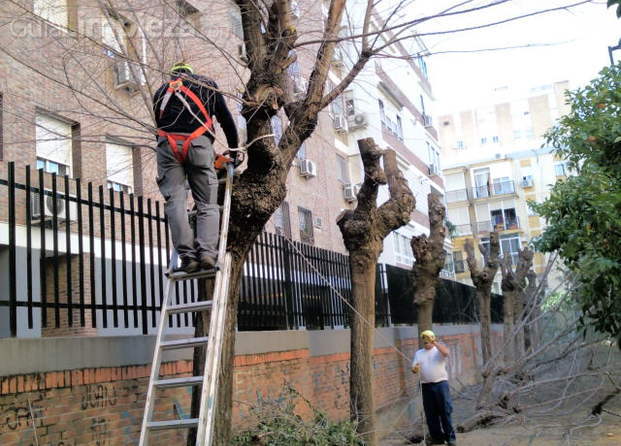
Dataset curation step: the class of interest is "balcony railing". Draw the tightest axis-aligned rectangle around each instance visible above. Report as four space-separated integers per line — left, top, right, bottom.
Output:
454 224 473 236
476 220 492 233
446 188 469 203
491 217 520 231
472 180 516 199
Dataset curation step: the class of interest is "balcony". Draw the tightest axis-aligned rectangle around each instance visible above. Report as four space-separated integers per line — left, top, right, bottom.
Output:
446 188 469 203
454 224 473 237
475 217 521 233
472 180 516 199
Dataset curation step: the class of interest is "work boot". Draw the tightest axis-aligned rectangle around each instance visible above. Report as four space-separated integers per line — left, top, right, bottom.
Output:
199 253 217 270
172 257 200 274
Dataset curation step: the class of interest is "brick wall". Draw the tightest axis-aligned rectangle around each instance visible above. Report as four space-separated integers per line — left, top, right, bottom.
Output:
0 327 491 445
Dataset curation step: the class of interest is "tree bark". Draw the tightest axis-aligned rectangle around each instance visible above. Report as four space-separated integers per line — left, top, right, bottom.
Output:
338 138 415 445
523 270 538 353
500 248 533 363
411 193 447 346
465 232 500 366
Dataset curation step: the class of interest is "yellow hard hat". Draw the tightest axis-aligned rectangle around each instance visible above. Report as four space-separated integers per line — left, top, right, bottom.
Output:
170 62 194 74
421 330 436 341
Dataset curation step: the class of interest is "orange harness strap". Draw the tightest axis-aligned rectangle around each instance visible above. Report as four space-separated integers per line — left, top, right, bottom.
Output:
158 80 214 163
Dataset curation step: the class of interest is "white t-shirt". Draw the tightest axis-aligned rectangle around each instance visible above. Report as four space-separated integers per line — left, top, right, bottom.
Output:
412 346 449 384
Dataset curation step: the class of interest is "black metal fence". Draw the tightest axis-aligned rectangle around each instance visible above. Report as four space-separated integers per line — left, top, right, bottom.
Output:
382 264 503 324
0 161 502 337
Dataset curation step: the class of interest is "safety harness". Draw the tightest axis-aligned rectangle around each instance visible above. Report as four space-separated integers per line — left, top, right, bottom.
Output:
158 78 214 163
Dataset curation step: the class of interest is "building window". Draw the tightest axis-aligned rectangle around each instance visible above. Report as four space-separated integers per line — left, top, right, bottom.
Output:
296 142 307 160
378 99 385 128
396 115 403 140
36 157 69 176
36 113 73 176
455 140 465 150
453 251 465 273
393 232 414 266
271 115 283 145
492 135 500 144
427 143 440 175
34 0 68 28
176 0 200 25
229 7 243 39
274 201 291 238
336 154 349 183
344 91 355 117
492 177 515 195
490 207 518 230
501 234 521 266
417 56 428 79
106 141 134 194
298 207 314 245
513 130 522 139
480 137 487 145
554 162 567 177
102 15 126 53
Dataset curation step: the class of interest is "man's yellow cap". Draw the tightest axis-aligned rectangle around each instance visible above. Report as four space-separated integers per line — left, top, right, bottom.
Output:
421 330 436 341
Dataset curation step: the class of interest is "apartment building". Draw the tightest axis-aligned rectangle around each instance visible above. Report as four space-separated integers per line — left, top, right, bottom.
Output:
439 82 572 290
293 6 449 271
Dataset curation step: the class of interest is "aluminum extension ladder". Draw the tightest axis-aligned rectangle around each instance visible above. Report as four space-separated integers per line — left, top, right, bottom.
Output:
139 163 235 446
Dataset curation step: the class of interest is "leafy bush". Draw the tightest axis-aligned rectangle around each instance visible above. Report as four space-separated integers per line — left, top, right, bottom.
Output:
232 385 365 446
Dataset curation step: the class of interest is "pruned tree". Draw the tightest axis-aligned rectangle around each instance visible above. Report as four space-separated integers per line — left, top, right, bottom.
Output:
465 232 500 365
500 247 534 362
523 269 540 353
337 138 415 445
411 193 446 344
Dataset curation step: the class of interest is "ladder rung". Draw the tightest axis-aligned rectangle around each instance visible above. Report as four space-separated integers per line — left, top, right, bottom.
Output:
154 376 203 389
160 337 209 350
167 268 217 281
147 418 199 431
167 300 213 314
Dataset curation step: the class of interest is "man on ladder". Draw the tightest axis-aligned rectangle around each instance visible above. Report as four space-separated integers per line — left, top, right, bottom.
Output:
140 62 238 446
153 62 239 273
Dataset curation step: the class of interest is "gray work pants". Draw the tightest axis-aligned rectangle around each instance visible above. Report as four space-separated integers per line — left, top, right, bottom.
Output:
156 134 219 261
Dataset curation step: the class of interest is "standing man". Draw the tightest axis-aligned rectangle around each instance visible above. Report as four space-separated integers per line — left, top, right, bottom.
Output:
153 62 238 273
411 330 457 446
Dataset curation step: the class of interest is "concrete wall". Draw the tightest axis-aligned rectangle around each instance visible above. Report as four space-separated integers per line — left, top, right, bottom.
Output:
0 324 501 445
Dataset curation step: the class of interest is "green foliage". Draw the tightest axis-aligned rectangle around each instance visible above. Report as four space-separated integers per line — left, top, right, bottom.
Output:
445 220 457 238
232 386 365 446
608 0 621 18
532 63 621 344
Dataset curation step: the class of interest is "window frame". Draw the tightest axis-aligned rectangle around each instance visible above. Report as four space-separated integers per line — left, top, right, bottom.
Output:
298 206 314 245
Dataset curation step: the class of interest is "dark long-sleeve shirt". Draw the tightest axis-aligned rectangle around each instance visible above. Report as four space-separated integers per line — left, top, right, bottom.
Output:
153 74 239 148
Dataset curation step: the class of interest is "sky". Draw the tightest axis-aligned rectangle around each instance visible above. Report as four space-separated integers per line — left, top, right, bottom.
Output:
408 0 620 114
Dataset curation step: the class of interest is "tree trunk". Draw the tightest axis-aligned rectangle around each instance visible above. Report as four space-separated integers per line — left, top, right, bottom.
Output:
411 193 447 347
477 287 493 365
523 270 538 353
338 138 415 446
465 232 500 367
349 251 378 445
500 248 533 363
503 289 516 364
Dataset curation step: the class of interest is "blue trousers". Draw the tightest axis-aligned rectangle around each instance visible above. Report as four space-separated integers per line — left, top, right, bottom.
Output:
421 380 456 443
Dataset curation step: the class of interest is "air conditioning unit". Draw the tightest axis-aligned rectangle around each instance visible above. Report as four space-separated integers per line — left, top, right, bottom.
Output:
299 159 317 177
30 191 78 224
332 114 348 133
348 113 368 130
428 164 438 175
521 175 534 187
343 183 361 202
313 216 323 229
114 61 144 91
